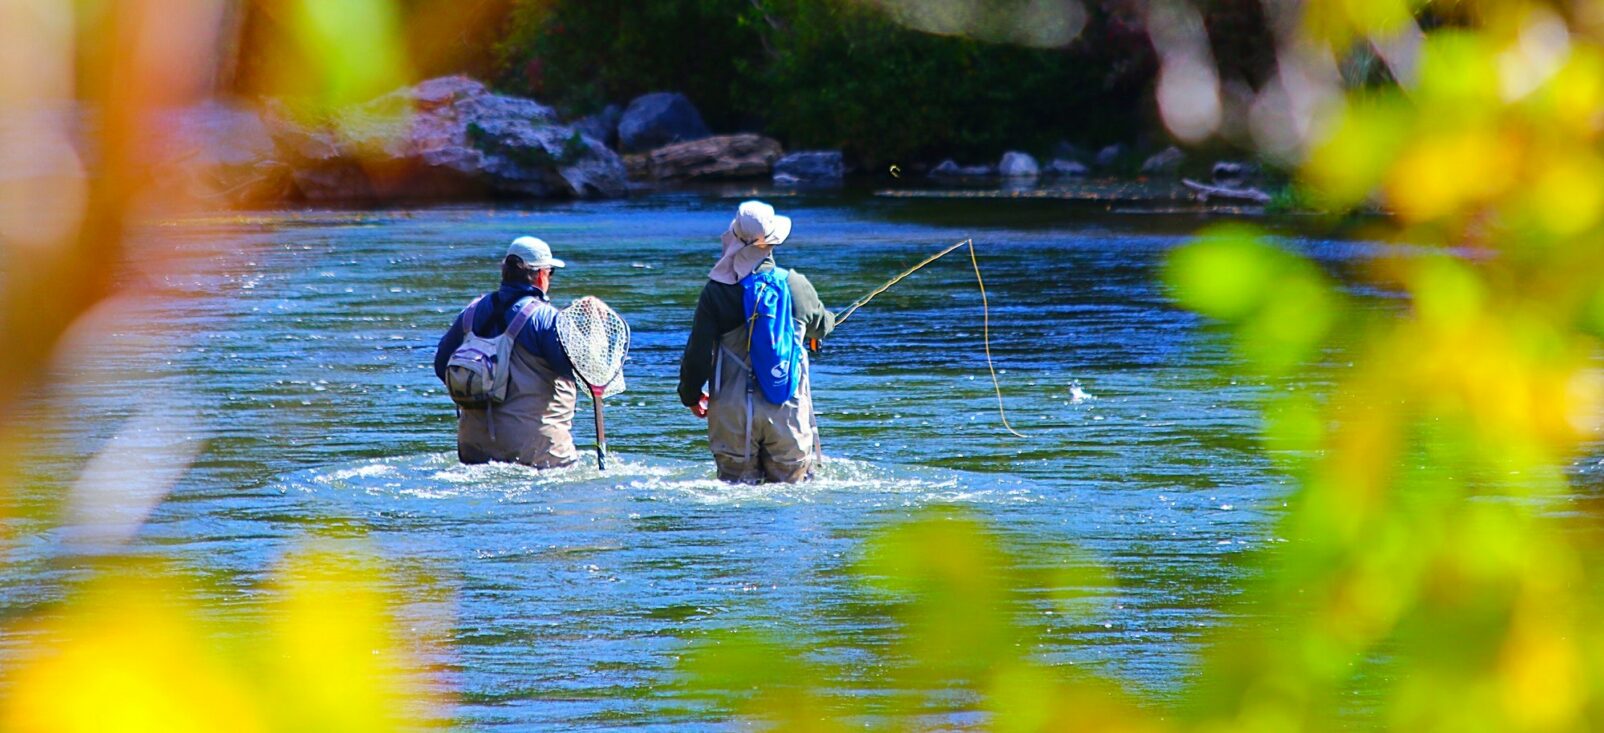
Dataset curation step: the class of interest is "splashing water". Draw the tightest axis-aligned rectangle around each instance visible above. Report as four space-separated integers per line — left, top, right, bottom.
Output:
284 452 1037 509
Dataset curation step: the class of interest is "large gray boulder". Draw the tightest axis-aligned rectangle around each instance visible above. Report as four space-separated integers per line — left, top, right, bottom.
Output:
145 101 293 203
617 92 711 154
998 151 1039 178
572 104 622 149
773 150 844 186
2 102 296 206
623 133 781 181
148 101 277 168
264 75 627 201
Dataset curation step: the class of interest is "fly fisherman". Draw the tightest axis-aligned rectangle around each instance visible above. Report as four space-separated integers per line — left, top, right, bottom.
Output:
434 236 578 468
678 201 835 483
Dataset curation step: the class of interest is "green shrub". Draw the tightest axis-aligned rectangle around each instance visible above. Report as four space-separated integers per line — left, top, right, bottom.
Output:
755 1 1132 165
492 0 1156 164
493 0 767 129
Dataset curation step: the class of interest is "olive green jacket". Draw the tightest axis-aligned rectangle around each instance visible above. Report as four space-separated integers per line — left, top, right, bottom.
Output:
677 260 834 407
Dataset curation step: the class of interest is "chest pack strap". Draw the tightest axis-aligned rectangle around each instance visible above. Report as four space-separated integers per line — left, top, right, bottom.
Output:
461 295 485 336
461 295 541 340
503 297 541 343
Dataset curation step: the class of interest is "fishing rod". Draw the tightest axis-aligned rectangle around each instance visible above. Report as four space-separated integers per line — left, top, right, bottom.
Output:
828 238 1025 438
835 239 972 325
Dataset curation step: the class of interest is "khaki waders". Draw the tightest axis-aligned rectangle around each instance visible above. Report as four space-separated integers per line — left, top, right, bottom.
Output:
707 323 821 483
458 347 578 468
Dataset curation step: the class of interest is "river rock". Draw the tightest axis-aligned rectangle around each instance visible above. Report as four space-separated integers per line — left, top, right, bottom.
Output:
263 75 627 200
1045 158 1089 178
141 101 295 204
623 133 782 181
1140 146 1186 176
1 102 297 206
1051 140 1088 162
1095 144 1127 169
928 159 995 178
929 159 961 178
998 151 1039 178
772 150 844 186
1211 160 1257 186
572 104 622 149
148 101 276 168
617 92 711 154
0 106 86 179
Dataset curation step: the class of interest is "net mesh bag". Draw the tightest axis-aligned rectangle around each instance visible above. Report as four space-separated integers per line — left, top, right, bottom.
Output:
555 296 630 398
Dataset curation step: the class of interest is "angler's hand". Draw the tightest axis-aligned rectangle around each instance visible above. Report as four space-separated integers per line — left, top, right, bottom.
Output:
690 393 708 418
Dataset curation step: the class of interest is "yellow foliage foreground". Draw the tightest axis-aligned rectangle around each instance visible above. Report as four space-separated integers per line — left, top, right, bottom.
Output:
9 0 1604 731
3 547 433 733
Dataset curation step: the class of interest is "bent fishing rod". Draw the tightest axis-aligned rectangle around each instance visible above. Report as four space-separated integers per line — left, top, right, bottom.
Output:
826 238 1025 438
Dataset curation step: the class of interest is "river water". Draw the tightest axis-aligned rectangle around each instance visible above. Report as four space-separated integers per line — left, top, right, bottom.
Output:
2 191 1375 729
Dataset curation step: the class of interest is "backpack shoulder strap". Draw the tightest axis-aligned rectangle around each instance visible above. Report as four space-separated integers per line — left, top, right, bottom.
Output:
461 295 487 336
503 296 543 341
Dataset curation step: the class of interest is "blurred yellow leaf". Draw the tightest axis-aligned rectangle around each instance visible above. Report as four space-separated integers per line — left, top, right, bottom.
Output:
1538 48 1604 137
1525 150 1604 236
678 630 846 732
267 547 422 733
1263 392 1325 471
1302 0 1416 45
3 576 266 733
1416 32 1502 112
1304 95 1411 210
1384 128 1519 222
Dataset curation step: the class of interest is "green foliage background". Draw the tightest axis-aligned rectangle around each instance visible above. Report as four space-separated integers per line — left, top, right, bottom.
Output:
491 0 1159 165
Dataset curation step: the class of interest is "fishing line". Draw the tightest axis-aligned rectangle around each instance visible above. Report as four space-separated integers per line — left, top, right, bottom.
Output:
833 238 1025 438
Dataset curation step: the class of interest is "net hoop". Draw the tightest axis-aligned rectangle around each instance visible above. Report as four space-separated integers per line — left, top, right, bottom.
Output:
555 296 630 399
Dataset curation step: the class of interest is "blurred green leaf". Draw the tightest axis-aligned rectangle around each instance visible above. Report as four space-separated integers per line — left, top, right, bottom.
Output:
278 0 411 108
1166 226 1340 375
1163 225 1281 322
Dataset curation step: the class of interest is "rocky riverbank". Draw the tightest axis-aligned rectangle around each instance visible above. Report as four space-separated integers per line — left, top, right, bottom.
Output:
31 75 1273 208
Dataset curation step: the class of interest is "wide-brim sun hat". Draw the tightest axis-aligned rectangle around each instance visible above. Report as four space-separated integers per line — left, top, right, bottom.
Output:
709 200 791 284
729 200 791 246
507 236 566 269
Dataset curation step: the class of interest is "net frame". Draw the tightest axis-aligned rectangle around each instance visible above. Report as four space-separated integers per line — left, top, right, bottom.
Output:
555 296 630 398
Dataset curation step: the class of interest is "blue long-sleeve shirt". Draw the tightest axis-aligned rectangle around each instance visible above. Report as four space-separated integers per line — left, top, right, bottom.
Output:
434 283 574 381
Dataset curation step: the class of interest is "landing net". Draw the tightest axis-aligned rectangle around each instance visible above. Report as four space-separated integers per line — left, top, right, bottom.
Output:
556 296 629 398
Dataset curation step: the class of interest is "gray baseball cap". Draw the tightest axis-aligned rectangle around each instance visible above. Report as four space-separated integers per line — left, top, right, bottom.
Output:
507 236 566 269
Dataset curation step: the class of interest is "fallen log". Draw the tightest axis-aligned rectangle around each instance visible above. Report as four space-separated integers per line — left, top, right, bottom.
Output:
1182 178 1272 204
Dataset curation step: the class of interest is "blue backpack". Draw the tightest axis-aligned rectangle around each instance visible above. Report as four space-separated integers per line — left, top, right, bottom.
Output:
742 267 802 404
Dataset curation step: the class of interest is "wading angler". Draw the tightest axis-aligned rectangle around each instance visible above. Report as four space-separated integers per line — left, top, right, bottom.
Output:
678 200 835 483
435 236 579 468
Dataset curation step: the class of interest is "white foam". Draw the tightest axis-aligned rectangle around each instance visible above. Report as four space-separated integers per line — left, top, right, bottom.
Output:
277 453 1035 508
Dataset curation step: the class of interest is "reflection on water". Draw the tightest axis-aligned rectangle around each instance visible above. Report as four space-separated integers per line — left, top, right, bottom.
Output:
1 194 1325 729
